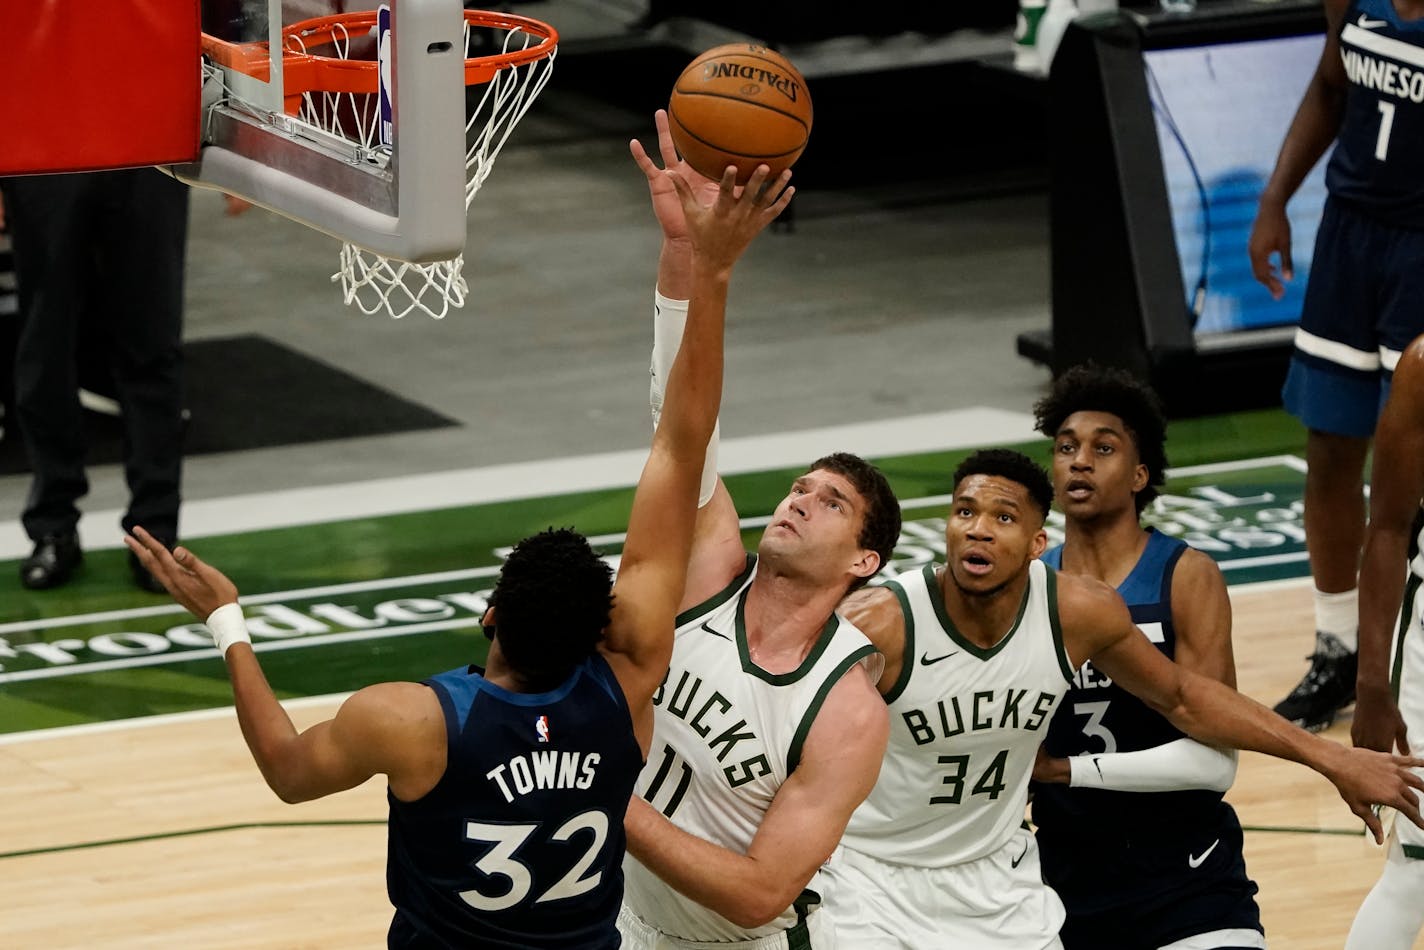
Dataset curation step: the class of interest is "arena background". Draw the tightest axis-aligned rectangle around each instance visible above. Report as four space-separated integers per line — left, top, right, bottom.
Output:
1 2 1413 947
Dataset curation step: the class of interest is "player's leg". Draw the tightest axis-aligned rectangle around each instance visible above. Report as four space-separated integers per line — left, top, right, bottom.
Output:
1276 199 1384 730
5 173 93 588
102 167 189 585
1344 579 1424 949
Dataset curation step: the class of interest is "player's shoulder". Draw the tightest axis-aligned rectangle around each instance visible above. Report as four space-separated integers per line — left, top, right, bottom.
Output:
839 579 906 650
1051 566 1131 620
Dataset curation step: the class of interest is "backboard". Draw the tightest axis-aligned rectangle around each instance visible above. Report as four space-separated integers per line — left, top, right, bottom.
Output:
177 0 470 263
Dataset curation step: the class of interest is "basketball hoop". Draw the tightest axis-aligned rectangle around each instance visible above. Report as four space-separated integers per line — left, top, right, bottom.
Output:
201 9 557 319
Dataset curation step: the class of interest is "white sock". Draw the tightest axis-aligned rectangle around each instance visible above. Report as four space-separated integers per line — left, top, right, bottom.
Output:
1315 587 1359 653
1343 837 1424 949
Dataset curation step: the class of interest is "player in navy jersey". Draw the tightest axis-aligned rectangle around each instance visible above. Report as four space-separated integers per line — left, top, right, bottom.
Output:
1248 0 1424 733
124 151 797 947
1029 363 1264 950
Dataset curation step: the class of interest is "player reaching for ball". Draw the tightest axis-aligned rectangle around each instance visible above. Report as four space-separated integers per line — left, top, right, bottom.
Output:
125 153 795 947
616 110 898 949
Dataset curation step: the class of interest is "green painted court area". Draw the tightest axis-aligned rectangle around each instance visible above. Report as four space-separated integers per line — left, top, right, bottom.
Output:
0 409 1314 735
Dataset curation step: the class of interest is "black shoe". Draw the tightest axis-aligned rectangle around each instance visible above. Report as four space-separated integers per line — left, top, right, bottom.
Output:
20 533 83 590
1273 632 1358 732
128 548 170 594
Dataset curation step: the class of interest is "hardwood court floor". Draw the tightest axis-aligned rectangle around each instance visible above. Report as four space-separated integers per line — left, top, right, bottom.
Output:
3 580 1420 949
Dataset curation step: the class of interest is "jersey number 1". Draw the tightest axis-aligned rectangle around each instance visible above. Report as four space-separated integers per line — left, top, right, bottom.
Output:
1375 100 1396 162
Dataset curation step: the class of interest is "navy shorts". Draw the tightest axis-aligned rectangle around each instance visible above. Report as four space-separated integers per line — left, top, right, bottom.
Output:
1039 812 1263 950
1282 198 1424 438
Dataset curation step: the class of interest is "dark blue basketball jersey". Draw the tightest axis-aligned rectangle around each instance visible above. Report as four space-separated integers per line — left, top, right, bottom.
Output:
1326 0 1424 227
1032 530 1260 938
1033 530 1227 834
385 655 642 948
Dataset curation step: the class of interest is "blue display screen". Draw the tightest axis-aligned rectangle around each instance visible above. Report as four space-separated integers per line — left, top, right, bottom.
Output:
1144 33 1328 337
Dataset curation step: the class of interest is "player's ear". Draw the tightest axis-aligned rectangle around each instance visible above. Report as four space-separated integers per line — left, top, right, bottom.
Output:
850 548 881 582
1132 463 1149 494
1030 528 1049 560
481 607 497 642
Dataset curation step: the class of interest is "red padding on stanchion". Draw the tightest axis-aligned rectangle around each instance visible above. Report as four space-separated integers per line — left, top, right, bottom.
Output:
0 0 201 175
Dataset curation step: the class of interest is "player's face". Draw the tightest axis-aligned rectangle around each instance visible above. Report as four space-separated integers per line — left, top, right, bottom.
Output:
1051 410 1147 523
758 468 877 586
943 474 1048 598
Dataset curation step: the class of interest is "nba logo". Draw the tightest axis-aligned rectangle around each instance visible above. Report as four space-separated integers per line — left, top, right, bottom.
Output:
535 715 551 743
377 5 393 147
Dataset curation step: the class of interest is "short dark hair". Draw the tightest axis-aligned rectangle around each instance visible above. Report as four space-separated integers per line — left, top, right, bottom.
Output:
487 527 615 688
809 452 902 591
952 449 1054 520
1032 362 1169 515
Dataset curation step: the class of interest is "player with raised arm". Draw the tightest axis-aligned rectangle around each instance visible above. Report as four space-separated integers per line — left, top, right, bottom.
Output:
124 150 795 947
1029 363 1262 950
833 447 1424 949
1247 0 1424 733
1345 333 1424 949
615 111 898 949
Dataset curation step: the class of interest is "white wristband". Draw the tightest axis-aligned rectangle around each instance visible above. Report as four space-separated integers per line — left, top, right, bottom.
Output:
205 602 252 658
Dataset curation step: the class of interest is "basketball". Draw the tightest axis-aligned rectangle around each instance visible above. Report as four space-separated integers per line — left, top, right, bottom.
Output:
667 44 813 185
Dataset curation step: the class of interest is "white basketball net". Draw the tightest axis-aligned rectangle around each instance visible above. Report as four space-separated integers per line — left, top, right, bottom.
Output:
285 17 556 319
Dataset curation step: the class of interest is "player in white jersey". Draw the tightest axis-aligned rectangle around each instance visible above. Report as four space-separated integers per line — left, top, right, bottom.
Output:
616 111 899 949
836 448 1424 949
1347 333 1424 949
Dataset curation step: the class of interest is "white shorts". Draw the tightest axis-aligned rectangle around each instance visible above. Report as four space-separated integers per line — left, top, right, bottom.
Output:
1394 577 1424 859
819 827 1065 949
617 904 832 950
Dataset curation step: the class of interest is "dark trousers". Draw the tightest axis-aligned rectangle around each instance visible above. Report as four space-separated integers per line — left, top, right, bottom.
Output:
2 167 188 542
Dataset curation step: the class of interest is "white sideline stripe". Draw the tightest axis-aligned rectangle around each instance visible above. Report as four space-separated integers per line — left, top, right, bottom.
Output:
1343 22 1424 69
0 407 1036 560
1292 327 1380 371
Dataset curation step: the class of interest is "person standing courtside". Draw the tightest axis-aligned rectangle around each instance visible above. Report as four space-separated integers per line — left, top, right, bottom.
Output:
1030 363 1263 950
1344 333 1424 949
616 112 897 948
125 152 796 947
0 167 188 591
832 447 1424 949
1247 0 1424 732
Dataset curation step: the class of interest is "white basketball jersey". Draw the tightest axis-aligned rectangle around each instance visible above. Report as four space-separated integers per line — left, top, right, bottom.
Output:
1411 507 1424 582
842 558 1074 866
622 555 881 941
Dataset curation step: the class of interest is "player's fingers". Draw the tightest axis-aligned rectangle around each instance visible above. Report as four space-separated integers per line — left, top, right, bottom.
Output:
1396 790 1423 831
1360 804 1384 843
653 110 679 167
1400 765 1424 792
629 138 658 178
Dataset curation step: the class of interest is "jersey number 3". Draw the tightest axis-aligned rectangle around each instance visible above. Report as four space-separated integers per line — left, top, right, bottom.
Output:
460 811 609 912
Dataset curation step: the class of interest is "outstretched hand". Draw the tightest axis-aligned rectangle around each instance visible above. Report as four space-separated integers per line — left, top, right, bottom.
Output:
669 163 794 277
629 109 722 243
1329 745 1424 843
124 526 239 621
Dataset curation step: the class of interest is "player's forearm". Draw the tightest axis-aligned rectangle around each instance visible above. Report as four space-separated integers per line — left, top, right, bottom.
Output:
658 269 727 459
657 236 693 301
1358 527 1412 691
1163 672 1343 773
224 644 308 802
624 797 799 930
1067 737 1237 793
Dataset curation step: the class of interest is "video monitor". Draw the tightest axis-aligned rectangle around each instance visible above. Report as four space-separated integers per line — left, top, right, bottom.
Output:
1143 32 1328 339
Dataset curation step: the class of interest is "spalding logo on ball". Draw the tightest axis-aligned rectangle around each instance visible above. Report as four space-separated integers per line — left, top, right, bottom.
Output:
667 44 813 184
